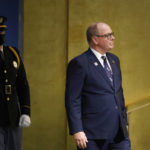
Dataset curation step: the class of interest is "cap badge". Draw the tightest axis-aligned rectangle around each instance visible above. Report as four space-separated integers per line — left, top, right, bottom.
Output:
0 18 3 24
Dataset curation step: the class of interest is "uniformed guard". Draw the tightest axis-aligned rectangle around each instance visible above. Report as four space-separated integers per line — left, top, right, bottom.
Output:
0 16 31 150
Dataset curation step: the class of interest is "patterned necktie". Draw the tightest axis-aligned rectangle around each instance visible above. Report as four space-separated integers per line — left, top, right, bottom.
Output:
101 56 113 86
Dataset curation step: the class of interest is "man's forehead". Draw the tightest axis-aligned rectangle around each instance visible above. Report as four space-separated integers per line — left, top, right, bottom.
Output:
97 23 112 33
97 23 110 29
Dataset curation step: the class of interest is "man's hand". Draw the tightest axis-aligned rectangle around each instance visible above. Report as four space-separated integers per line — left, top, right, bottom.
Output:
126 125 129 132
19 114 31 128
73 131 88 149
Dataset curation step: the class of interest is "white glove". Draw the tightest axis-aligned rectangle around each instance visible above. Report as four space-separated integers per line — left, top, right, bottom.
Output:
19 114 31 128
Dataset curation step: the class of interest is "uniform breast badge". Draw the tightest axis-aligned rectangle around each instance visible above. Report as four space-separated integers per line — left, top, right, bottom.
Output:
13 61 18 68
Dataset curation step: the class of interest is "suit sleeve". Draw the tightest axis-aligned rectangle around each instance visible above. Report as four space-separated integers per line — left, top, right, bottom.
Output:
121 88 128 125
16 52 30 116
65 59 86 135
117 57 128 125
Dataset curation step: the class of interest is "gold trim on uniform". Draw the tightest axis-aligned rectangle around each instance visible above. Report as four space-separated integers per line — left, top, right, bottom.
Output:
0 25 7 28
9 46 20 68
4 70 7 73
23 105 30 109
6 97 10 101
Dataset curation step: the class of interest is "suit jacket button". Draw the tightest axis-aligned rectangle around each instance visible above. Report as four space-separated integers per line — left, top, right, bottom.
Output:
115 106 118 109
5 79 8 83
4 70 7 73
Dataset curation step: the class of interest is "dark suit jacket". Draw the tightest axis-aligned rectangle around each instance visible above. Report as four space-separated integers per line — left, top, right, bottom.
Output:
0 46 30 127
65 49 128 140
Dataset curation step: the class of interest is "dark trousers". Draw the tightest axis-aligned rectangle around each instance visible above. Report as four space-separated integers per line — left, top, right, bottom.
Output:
77 137 131 150
77 126 131 150
0 127 22 150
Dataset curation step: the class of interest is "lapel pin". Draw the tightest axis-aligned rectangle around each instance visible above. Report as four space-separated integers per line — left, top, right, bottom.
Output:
112 60 115 64
94 62 98 66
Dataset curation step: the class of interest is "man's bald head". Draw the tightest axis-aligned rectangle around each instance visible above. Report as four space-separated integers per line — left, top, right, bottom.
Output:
86 22 111 44
86 22 114 54
86 23 98 44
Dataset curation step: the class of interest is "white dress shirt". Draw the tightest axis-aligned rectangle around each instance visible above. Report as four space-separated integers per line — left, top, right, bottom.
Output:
90 48 112 72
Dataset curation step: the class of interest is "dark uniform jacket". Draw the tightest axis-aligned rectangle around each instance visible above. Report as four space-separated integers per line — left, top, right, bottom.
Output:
0 46 30 127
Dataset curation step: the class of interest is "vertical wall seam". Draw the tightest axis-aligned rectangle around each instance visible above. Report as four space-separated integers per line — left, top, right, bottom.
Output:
65 0 69 149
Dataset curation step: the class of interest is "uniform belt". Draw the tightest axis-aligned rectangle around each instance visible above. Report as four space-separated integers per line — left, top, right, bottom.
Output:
5 85 14 95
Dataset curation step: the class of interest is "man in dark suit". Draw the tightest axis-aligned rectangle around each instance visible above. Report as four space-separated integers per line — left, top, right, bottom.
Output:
0 16 31 150
65 22 131 150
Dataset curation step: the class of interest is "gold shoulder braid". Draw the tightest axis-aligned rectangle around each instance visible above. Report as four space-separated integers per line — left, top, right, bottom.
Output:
8 46 20 69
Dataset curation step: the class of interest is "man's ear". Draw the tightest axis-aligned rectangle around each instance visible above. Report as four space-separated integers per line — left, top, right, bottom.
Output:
91 36 98 45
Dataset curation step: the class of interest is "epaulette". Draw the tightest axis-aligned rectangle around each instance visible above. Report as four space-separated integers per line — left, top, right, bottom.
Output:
8 46 20 69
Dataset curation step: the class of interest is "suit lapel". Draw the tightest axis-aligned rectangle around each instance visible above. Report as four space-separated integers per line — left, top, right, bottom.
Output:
87 49 113 89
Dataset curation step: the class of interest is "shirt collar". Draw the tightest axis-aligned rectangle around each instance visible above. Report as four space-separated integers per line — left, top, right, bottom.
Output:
90 47 106 60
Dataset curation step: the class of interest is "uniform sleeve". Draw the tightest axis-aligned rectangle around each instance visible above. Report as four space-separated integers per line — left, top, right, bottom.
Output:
65 59 86 135
16 53 30 116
